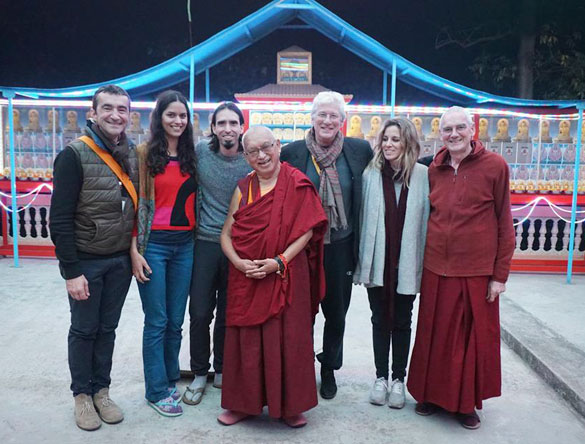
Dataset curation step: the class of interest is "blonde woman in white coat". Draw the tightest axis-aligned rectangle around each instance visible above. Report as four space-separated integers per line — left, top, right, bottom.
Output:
354 118 429 409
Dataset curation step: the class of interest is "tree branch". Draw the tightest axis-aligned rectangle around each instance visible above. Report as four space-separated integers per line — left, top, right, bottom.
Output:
435 23 513 49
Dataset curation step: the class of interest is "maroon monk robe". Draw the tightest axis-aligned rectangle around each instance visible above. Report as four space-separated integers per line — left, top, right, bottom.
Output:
407 269 501 413
221 161 327 418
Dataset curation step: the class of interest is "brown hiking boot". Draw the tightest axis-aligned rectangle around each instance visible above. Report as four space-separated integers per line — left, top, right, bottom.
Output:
74 394 101 431
93 388 124 424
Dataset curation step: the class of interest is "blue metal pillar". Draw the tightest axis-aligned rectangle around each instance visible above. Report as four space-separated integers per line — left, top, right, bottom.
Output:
189 55 195 122
390 59 397 117
5 91 20 267
205 69 210 103
382 70 388 106
566 107 583 283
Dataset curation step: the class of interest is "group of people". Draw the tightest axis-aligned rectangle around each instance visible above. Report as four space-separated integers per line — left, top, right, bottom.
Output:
50 85 514 433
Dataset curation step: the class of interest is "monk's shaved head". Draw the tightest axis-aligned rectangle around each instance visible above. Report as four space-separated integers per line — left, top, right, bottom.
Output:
242 125 275 150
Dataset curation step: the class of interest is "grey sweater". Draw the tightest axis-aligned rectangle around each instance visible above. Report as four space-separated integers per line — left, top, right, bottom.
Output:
195 139 251 243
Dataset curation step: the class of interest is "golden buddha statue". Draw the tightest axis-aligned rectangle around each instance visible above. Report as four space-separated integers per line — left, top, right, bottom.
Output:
46 109 61 132
250 112 262 125
513 119 531 142
64 110 80 132
129 111 144 134
26 109 42 133
427 117 441 140
555 120 573 143
534 120 552 143
412 117 425 141
493 118 511 142
368 116 381 138
347 115 364 138
5 109 24 132
478 118 490 142
192 112 203 136
272 113 283 125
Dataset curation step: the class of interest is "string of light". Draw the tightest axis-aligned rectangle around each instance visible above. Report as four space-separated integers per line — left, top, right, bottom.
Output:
0 183 53 213
512 196 585 226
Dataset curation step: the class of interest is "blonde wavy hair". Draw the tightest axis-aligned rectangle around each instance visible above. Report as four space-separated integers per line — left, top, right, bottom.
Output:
368 118 421 187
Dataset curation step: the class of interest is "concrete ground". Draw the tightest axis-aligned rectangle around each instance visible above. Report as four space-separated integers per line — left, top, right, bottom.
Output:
505 273 585 350
1 257 584 444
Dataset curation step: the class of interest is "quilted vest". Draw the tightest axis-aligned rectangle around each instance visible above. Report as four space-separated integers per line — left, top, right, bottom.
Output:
68 137 138 255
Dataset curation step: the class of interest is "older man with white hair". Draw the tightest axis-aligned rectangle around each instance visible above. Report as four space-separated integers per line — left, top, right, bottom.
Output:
281 91 372 399
407 106 515 430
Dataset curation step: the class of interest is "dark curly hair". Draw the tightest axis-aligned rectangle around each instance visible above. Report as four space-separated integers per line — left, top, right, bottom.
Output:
146 90 197 178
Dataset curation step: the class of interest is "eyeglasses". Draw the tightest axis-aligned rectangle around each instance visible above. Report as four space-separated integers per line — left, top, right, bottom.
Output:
315 111 342 122
244 141 276 159
440 124 469 134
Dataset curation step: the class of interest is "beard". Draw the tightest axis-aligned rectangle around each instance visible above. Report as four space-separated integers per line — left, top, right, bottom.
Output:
222 139 235 149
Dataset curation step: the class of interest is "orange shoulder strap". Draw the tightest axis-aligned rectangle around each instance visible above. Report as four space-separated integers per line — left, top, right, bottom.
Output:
79 135 138 210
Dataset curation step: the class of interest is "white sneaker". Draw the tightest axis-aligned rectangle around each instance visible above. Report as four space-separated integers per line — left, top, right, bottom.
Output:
388 379 405 409
369 377 388 406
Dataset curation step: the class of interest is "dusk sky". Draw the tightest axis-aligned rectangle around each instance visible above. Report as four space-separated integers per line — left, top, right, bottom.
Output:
1 0 584 102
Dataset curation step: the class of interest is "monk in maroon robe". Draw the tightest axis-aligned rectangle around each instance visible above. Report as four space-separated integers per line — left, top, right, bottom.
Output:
407 107 515 430
218 126 327 428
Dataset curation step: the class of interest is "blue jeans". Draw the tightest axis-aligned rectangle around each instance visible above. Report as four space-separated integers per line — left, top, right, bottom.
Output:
138 239 193 402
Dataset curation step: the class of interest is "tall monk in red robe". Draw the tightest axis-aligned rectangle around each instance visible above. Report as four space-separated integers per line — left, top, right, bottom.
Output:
218 126 327 428
407 107 515 430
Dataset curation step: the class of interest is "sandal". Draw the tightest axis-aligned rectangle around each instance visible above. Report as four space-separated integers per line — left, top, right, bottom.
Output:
168 387 181 403
283 413 307 428
217 410 250 426
182 385 204 405
148 396 183 417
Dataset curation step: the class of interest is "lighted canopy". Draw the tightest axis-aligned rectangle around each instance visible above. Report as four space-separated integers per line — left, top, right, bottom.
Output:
1 0 585 110
1 0 583 280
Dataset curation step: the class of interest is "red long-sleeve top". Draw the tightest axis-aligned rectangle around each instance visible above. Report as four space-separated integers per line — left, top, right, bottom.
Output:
424 141 515 283
151 159 196 231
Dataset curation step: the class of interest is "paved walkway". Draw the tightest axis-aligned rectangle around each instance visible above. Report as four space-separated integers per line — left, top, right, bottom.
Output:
501 273 585 418
0 258 584 444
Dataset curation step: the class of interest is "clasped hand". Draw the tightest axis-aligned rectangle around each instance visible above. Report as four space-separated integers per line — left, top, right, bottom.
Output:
237 258 279 279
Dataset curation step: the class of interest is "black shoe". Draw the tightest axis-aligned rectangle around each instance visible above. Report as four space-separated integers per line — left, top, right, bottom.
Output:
320 368 337 399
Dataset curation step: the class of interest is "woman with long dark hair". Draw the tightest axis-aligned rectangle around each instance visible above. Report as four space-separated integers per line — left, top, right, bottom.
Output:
130 90 197 417
354 118 429 409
